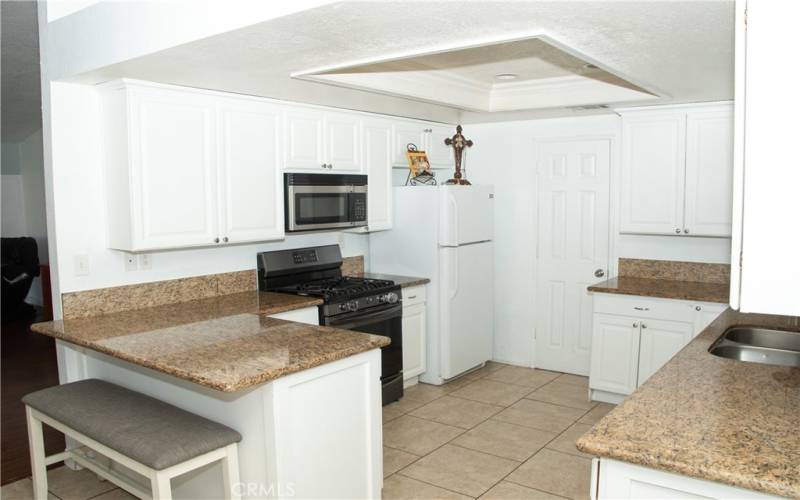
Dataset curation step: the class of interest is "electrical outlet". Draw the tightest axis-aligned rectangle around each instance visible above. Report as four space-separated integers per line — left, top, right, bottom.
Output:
74 255 90 276
138 253 152 270
124 253 138 272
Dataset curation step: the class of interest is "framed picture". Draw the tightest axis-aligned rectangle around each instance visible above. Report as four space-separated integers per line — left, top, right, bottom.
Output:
405 150 431 177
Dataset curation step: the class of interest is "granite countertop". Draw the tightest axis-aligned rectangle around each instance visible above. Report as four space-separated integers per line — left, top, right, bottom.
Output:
588 276 729 303
31 291 388 392
577 309 800 498
360 273 430 289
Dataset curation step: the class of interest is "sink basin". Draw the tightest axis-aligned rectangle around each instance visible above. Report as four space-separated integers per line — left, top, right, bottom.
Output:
709 327 800 368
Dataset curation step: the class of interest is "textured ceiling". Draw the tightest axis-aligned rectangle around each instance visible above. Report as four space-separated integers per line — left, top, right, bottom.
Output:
1 1 42 143
70 0 734 122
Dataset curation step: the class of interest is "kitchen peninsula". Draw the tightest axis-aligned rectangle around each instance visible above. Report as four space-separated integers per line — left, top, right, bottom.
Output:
31 290 389 499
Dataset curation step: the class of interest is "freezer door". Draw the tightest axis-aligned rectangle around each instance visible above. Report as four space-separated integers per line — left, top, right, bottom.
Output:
439 185 494 246
439 242 494 379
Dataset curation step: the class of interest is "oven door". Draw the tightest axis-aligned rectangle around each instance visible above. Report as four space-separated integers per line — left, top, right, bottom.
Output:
287 186 367 232
324 303 403 381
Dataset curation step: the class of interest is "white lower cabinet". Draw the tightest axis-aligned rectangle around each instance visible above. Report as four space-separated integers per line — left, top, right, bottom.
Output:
595 458 775 500
402 285 427 383
589 294 727 403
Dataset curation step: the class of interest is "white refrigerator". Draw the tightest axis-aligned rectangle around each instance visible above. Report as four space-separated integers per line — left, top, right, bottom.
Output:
370 185 494 385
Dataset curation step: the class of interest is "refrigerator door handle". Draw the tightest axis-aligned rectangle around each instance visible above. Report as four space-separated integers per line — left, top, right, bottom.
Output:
447 194 458 245
449 249 459 300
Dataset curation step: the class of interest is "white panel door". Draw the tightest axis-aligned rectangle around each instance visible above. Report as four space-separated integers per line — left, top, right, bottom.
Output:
325 112 362 172
130 89 218 249
636 318 693 386
685 108 734 237
402 302 427 380
392 122 426 166
285 108 324 170
589 314 640 395
621 114 686 235
440 242 493 379
426 124 455 168
363 120 392 231
535 139 611 375
218 98 284 244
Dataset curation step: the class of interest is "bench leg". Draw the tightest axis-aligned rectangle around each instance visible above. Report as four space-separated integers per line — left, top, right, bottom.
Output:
25 406 48 500
151 471 172 500
222 443 241 500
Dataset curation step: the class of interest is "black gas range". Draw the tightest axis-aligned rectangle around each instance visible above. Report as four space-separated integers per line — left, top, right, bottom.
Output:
257 245 403 404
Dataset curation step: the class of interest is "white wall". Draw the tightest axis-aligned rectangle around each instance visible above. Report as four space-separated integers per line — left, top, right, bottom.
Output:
47 82 370 295
466 115 731 366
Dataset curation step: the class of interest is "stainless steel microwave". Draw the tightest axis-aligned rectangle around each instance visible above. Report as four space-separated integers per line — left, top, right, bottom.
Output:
284 173 368 232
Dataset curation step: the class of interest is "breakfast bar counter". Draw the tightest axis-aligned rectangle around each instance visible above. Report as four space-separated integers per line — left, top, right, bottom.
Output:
31 290 388 499
577 309 800 498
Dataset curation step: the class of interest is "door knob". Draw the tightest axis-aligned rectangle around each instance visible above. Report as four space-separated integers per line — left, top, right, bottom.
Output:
594 269 605 278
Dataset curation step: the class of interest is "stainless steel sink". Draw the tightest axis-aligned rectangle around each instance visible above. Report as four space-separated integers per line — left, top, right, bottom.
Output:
709 327 800 367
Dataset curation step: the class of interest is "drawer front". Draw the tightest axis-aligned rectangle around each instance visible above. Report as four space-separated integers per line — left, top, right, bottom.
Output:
592 293 695 323
402 285 426 307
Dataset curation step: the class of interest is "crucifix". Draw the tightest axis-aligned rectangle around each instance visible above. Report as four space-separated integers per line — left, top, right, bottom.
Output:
444 125 473 185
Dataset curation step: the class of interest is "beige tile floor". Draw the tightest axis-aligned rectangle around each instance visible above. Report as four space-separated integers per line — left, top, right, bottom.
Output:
382 362 615 500
1 363 613 500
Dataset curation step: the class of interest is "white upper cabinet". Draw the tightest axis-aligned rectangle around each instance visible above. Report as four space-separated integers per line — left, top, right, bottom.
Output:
621 112 686 235
425 124 455 168
284 109 324 170
284 108 362 172
362 119 393 232
393 122 427 167
620 103 733 237
325 112 362 172
218 97 284 244
684 108 734 237
99 80 284 251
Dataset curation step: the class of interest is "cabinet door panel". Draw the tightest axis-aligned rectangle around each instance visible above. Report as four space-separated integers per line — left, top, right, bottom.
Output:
285 109 324 170
219 99 284 243
402 303 427 379
621 114 686 235
325 112 362 172
692 302 727 336
637 318 693 386
426 125 454 168
393 122 426 166
685 109 734 237
131 90 218 249
589 314 640 395
363 120 392 231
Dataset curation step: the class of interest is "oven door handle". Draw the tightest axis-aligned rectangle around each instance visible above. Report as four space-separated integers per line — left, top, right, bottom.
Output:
327 304 402 330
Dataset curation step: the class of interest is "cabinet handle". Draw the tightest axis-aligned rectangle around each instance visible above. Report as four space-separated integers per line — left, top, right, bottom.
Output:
641 323 648 329
696 306 702 311
684 228 689 234
675 228 681 234
634 306 649 311
408 295 417 299
424 128 432 133
633 322 639 328
223 237 229 243
214 237 220 244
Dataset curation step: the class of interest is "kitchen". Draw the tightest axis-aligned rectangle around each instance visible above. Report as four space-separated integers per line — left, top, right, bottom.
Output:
1 1 798 500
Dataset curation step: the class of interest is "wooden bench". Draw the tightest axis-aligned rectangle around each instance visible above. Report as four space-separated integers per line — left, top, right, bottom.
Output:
23 379 241 500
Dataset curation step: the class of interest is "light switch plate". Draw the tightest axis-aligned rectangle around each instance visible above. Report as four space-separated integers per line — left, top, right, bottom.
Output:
74 254 89 276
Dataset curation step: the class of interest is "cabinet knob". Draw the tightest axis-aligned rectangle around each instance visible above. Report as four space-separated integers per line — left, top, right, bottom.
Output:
641 323 648 329
214 237 220 244
223 237 229 243
675 228 681 234
328 163 333 169
684 228 689 234
696 306 702 311
633 322 639 328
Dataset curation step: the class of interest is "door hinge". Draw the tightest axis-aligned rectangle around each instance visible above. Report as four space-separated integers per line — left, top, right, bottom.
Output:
739 250 743 270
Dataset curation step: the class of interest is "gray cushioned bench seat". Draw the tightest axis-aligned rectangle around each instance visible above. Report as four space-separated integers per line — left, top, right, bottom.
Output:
22 379 242 470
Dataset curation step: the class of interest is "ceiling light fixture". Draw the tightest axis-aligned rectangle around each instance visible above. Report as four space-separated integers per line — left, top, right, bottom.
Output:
583 63 598 70
494 73 518 81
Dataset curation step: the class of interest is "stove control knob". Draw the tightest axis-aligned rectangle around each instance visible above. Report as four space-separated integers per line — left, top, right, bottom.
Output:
338 303 347 311
346 300 359 312
383 292 399 304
